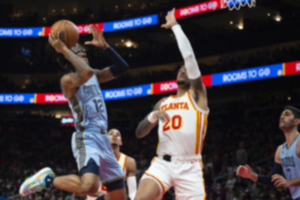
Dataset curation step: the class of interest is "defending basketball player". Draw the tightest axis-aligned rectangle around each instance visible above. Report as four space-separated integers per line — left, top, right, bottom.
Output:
19 24 129 200
134 8 209 200
87 128 137 200
236 106 300 200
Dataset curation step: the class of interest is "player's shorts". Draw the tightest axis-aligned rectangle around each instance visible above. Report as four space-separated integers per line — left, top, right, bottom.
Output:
141 154 206 200
71 128 124 184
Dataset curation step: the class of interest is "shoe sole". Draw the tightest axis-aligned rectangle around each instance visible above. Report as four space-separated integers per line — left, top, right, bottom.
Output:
19 167 54 197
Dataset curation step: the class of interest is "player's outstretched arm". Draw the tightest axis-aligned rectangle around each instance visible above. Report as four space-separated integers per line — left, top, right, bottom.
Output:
85 25 129 83
135 98 169 138
162 8 208 110
237 145 283 187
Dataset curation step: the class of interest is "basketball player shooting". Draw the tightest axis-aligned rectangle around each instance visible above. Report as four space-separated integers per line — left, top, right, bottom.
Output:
19 24 129 200
134 8 209 200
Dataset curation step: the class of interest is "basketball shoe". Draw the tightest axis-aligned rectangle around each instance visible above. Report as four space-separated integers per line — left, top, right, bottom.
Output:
19 167 55 196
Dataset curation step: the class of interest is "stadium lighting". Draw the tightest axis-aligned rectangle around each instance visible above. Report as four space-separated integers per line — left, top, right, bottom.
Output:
274 14 282 22
125 40 133 48
237 23 244 30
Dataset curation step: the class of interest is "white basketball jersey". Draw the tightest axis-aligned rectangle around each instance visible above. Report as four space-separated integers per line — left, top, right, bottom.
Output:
156 91 209 156
117 153 128 177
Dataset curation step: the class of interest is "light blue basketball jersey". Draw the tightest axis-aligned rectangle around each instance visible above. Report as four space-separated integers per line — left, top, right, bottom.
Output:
68 74 108 132
280 134 300 199
68 74 124 184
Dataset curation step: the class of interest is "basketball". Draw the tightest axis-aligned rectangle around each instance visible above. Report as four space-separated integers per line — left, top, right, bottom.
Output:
50 19 79 48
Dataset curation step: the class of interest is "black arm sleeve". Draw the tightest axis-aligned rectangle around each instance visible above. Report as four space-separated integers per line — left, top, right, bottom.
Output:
257 162 283 187
103 47 129 77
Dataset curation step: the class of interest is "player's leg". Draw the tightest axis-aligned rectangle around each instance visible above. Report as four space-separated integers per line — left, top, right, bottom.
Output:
173 160 206 200
107 187 126 200
19 160 100 196
100 136 126 200
68 130 103 195
53 171 100 195
135 178 161 200
135 157 172 200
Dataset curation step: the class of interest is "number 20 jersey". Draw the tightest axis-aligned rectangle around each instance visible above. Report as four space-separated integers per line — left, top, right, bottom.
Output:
68 75 108 132
157 91 209 156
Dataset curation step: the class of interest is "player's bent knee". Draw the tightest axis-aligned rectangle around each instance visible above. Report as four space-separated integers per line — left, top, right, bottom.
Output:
81 182 99 194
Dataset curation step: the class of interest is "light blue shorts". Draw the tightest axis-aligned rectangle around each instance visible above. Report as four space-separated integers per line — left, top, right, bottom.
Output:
71 128 124 184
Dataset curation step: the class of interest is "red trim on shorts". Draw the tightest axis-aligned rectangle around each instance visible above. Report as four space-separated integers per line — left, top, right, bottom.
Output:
144 171 166 194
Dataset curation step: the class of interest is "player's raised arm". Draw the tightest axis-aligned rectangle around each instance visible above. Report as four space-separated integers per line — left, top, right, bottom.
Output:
49 32 94 98
85 25 129 83
162 8 208 110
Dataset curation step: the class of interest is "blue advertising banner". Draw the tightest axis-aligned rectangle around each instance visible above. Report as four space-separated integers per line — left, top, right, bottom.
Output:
212 63 284 86
0 27 44 37
102 84 152 100
103 14 158 32
0 93 35 104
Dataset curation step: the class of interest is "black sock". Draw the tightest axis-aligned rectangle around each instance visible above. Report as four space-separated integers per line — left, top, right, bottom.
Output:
45 175 54 188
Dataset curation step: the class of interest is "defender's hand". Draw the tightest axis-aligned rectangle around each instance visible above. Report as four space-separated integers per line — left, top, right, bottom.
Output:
161 8 178 29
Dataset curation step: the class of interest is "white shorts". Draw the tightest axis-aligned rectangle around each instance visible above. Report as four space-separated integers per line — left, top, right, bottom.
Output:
141 155 206 200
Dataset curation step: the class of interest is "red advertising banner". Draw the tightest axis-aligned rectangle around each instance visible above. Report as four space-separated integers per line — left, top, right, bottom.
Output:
203 74 212 87
43 26 51 36
152 80 178 95
152 74 212 95
284 60 300 76
175 0 221 19
43 23 104 36
36 93 68 104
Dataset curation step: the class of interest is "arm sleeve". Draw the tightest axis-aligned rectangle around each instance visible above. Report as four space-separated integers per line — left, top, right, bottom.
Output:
126 176 137 200
103 47 129 77
257 162 283 187
171 24 201 79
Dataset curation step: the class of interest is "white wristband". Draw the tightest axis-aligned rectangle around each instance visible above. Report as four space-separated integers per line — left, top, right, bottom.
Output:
127 176 137 200
147 111 157 123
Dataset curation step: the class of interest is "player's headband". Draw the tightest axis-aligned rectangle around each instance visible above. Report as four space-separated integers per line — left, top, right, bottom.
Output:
71 44 86 54
284 106 300 119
